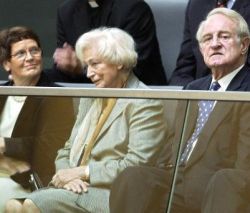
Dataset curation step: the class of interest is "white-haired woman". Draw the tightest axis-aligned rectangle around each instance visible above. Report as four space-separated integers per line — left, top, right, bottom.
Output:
5 27 168 213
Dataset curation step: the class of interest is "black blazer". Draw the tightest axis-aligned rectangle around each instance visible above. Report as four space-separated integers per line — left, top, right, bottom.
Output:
169 0 250 86
48 0 167 85
185 65 250 91
0 73 75 185
1 71 57 87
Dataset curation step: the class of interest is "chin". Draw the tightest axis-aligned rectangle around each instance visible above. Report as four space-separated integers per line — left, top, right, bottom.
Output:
209 61 224 67
95 84 104 88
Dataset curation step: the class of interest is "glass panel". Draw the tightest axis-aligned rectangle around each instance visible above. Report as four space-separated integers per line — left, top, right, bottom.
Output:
1 92 249 213
0 95 185 212
169 100 250 213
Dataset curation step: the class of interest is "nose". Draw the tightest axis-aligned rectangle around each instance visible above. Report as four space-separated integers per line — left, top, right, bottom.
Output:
86 66 95 78
25 51 34 60
210 36 221 48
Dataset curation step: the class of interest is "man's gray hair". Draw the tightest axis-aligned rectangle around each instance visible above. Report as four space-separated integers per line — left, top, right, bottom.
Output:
196 8 250 43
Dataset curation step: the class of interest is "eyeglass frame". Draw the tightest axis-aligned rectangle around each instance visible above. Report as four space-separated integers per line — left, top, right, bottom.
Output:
10 47 42 61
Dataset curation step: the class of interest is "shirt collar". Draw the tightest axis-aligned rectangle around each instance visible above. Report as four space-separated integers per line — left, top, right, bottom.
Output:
211 64 243 91
227 0 236 9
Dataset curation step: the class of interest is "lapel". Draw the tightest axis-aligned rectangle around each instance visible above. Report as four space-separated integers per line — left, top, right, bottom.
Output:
185 101 233 168
0 96 6 113
184 66 248 168
12 97 42 136
183 101 199 143
0 96 41 137
196 76 212 90
95 73 140 141
226 65 249 91
81 98 94 118
172 100 198 162
96 99 128 141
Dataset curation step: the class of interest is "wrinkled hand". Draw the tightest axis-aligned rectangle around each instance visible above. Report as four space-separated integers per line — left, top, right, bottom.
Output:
53 42 82 75
51 166 87 188
0 156 30 175
63 178 89 194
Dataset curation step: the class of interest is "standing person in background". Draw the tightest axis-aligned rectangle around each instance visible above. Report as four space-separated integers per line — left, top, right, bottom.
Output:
46 0 167 85
0 26 75 211
169 0 250 86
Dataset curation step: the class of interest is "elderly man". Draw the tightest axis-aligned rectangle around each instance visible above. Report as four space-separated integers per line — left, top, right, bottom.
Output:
169 0 250 86
109 7 250 213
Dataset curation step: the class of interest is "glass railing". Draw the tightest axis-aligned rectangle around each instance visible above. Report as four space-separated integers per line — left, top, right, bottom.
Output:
0 86 250 212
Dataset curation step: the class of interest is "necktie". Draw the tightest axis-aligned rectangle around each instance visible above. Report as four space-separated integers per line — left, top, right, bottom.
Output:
216 0 229 7
179 81 221 165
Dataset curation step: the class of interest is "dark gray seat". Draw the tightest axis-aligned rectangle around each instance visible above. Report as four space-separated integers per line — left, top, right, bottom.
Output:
145 0 188 80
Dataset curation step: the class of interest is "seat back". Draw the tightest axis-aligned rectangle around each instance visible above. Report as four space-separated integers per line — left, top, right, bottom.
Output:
145 0 188 80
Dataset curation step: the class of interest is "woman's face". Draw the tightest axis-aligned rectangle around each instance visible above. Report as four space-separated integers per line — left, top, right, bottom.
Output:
84 47 126 88
4 39 42 84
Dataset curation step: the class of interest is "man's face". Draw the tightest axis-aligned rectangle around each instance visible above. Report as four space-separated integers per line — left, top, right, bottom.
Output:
199 14 247 73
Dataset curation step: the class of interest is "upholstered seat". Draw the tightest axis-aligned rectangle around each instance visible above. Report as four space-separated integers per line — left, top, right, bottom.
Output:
145 0 188 79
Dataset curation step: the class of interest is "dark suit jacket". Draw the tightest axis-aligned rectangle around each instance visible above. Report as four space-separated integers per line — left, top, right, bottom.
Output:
169 0 250 86
0 73 75 185
171 65 250 212
109 65 250 213
47 0 167 85
202 169 250 213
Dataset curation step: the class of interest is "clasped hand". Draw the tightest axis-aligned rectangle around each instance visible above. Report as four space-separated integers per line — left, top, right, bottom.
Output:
51 166 89 194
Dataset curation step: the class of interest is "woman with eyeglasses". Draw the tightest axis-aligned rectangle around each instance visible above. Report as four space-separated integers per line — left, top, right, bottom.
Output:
4 27 168 213
0 26 75 211
0 26 54 86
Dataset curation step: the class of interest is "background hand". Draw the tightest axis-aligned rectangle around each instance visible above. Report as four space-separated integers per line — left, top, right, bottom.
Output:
0 155 30 175
53 42 82 75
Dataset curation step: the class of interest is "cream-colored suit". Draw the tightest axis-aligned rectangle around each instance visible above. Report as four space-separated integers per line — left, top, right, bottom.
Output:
27 73 168 213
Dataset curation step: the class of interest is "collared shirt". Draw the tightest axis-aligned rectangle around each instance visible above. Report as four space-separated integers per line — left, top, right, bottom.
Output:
0 96 27 137
183 64 243 164
227 0 236 9
211 64 243 92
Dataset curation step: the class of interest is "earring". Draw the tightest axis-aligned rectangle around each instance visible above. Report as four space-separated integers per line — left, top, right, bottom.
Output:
7 70 13 81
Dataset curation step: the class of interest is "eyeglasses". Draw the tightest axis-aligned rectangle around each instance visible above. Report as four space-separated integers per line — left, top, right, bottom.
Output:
11 47 42 61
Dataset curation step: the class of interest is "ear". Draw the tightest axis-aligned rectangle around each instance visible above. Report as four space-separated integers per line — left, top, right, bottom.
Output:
240 37 250 54
117 64 123 70
199 44 205 57
3 61 11 73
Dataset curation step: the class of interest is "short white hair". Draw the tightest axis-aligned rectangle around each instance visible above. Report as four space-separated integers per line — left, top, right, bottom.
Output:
75 27 138 72
196 8 250 43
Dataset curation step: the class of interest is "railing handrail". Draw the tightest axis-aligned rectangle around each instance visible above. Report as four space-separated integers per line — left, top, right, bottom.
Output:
0 86 250 102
